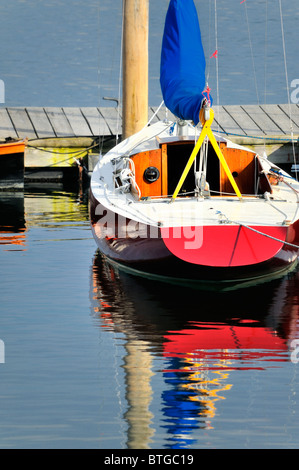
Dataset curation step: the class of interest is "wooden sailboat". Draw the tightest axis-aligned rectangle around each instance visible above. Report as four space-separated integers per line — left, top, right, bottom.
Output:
90 0 299 288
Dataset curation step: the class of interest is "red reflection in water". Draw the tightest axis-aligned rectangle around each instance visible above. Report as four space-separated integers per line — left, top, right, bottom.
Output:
0 229 27 250
91 254 299 446
163 321 288 370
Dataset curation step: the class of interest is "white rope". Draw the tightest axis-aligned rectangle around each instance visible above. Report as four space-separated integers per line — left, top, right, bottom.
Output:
128 158 141 199
146 100 165 126
230 221 299 250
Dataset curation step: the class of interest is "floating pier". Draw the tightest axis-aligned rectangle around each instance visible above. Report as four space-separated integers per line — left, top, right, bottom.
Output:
0 104 298 188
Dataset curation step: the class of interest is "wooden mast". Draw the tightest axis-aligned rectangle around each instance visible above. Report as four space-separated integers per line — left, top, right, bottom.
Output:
122 0 149 139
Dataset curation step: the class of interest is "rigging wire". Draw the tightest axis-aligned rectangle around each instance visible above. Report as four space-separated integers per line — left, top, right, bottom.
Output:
97 2 104 157
211 0 220 135
205 0 218 121
206 0 212 84
264 0 268 105
98 1 124 151
278 0 298 181
242 0 260 106
242 0 266 161
214 0 219 109
116 0 125 145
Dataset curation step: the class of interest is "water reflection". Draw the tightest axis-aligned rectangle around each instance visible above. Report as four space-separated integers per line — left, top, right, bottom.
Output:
0 189 89 250
91 253 299 448
0 192 26 250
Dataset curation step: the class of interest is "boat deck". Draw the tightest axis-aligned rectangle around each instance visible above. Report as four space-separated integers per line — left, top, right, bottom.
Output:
101 183 299 229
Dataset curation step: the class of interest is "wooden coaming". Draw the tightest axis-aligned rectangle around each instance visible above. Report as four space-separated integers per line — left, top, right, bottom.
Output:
131 140 272 199
131 147 167 197
219 144 256 195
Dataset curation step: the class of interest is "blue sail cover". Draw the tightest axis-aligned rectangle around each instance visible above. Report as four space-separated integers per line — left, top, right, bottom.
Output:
160 0 211 125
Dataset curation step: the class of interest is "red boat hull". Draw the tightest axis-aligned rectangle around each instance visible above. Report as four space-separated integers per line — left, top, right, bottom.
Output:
90 193 299 285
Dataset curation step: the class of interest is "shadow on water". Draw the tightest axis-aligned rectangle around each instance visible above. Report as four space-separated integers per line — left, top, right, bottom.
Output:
91 251 299 449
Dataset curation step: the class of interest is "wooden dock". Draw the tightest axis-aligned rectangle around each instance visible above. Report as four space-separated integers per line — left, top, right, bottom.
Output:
1 104 299 142
0 104 298 186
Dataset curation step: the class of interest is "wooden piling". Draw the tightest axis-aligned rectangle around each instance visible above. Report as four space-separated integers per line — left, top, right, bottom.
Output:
122 0 149 139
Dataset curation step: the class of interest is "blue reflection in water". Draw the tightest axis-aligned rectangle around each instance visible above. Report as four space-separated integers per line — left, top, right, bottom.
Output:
92 249 299 448
0 190 298 449
162 359 203 448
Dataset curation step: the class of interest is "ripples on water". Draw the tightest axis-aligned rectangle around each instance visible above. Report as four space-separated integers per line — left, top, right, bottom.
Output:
0 190 299 449
91 252 299 449
1 0 299 450
1 0 299 107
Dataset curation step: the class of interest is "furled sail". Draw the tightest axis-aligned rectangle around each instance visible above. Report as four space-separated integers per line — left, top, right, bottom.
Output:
160 0 211 125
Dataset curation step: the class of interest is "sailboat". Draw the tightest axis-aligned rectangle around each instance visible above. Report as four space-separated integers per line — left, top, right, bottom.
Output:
90 0 299 289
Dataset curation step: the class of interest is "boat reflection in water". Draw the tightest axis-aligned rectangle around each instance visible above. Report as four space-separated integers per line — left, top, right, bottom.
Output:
0 190 89 251
0 193 26 250
91 253 299 449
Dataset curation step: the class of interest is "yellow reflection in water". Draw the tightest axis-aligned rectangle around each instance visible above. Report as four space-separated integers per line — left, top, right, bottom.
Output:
24 191 88 227
181 355 233 422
